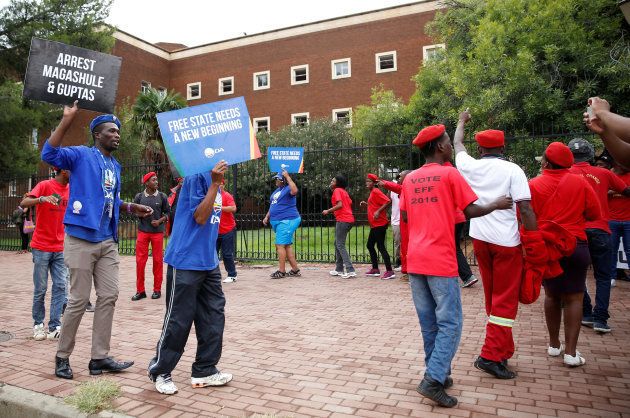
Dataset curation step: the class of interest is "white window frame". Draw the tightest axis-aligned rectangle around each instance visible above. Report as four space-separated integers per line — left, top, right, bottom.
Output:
291 64 309 85
8 179 17 197
253 71 270 90
140 80 151 93
291 112 310 126
218 76 234 96
422 43 446 63
157 86 167 97
332 108 352 127
375 51 397 73
331 58 351 80
253 117 270 133
187 82 201 100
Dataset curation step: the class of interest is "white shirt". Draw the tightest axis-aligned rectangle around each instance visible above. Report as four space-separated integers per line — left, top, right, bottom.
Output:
390 190 400 226
455 151 531 247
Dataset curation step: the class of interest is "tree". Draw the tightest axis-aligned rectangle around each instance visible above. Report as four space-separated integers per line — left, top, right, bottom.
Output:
407 0 630 134
130 87 187 164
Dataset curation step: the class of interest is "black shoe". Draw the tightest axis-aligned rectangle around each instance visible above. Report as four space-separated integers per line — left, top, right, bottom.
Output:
444 376 453 389
88 357 134 375
131 292 146 301
55 356 73 379
85 301 95 312
474 356 516 379
151 291 161 299
501 359 508 367
416 376 457 408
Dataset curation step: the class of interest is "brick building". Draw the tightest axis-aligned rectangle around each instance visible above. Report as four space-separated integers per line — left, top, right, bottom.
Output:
57 0 443 147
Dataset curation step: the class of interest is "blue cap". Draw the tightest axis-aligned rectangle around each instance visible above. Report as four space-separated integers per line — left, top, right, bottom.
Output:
90 114 120 132
272 172 283 180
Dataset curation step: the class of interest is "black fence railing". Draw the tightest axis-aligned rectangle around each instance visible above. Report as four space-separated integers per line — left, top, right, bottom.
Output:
0 131 597 265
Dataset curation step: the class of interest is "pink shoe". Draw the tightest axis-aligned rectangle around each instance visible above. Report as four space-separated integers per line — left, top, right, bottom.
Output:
381 271 396 280
365 268 381 276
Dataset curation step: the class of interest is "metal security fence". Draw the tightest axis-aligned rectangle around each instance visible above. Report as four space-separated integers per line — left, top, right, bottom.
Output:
0 131 597 264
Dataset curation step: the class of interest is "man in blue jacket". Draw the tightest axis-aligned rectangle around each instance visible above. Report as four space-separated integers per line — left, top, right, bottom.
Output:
42 101 153 380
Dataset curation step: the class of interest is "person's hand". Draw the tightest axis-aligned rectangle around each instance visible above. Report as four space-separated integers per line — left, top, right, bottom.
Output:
151 219 161 227
133 204 154 218
262 215 269 226
459 108 471 124
211 160 228 184
584 113 605 135
359 201 367 206
493 196 514 210
374 210 380 219
322 209 329 216
40 195 59 205
63 100 79 119
282 169 289 179
588 97 610 114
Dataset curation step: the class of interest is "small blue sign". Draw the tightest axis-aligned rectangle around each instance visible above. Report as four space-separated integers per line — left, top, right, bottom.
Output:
267 147 304 173
157 96 261 177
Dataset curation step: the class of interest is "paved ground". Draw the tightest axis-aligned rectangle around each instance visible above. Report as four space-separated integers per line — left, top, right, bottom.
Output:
0 251 629 418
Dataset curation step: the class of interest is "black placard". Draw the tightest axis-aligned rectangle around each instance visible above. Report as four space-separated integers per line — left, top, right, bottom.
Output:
23 38 122 113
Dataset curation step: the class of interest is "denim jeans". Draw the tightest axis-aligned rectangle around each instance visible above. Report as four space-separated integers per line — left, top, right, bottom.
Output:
32 249 67 329
217 228 237 277
583 228 613 322
409 274 462 385
610 220 630 279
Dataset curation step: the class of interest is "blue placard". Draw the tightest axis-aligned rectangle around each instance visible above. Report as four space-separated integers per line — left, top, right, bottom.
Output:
157 96 261 177
267 147 304 173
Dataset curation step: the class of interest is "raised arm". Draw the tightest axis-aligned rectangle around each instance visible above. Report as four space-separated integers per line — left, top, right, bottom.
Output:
48 101 79 148
453 109 471 155
283 170 298 195
194 161 228 225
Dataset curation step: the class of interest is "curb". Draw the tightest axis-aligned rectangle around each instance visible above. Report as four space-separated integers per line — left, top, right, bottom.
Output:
0 383 132 418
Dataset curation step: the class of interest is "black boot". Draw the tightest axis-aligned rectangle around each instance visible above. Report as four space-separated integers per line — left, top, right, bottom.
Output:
444 376 453 389
474 356 516 379
55 356 73 379
416 376 457 408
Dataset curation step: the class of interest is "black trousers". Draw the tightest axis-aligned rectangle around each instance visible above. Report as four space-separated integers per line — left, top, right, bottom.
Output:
367 225 392 270
149 265 225 378
455 222 473 282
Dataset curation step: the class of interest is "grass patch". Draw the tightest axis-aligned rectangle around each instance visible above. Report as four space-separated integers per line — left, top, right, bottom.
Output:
65 378 121 414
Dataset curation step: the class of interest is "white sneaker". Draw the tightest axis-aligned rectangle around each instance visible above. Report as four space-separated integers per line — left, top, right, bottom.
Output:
223 276 237 283
47 326 61 340
329 270 342 276
155 374 178 395
394 266 402 272
611 279 616 288
341 271 357 279
547 343 564 357
191 371 233 388
33 324 46 341
564 351 586 367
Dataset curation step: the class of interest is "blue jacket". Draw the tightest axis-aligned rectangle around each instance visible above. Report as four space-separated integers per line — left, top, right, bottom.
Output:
41 140 123 242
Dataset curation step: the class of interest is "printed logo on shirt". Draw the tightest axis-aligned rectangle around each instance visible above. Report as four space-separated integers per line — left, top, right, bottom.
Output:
585 173 601 184
72 200 82 214
271 190 281 205
103 169 115 190
409 175 442 204
210 191 223 224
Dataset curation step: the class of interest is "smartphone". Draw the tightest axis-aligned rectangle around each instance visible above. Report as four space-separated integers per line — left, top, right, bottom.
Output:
586 106 594 120
52 193 61 205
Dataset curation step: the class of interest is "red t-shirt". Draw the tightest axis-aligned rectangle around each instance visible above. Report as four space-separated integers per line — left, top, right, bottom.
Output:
28 179 69 252
367 187 390 227
400 163 478 277
443 162 467 224
529 170 601 241
219 189 236 234
609 171 630 221
569 162 626 232
332 187 354 223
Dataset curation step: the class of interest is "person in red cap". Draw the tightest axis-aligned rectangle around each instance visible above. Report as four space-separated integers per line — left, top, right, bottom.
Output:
453 110 537 379
529 142 601 367
132 172 171 301
401 123 512 408
360 174 394 279
608 159 630 285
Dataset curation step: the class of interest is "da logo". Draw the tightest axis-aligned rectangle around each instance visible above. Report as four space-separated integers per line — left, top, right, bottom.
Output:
204 147 225 158
72 200 82 214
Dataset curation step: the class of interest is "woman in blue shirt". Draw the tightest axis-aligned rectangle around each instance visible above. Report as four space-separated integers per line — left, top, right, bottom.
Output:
262 171 301 278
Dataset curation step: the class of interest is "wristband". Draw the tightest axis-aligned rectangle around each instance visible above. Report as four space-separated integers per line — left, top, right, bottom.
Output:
127 203 132 214
38 196 44 204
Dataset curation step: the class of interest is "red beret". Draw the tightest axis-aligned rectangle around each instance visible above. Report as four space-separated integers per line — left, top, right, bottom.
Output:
413 124 446 148
544 142 574 168
142 171 157 184
367 173 379 182
475 130 505 148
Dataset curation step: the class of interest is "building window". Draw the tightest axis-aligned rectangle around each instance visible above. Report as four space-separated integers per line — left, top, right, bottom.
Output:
187 82 201 100
375 51 397 73
157 87 167 97
291 112 309 126
253 71 270 90
253 117 270 133
332 108 352 127
423 44 446 63
140 80 151 93
8 179 17 197
331 58 351 79
218 76 234 95
31 128 38 149
291 65 309 85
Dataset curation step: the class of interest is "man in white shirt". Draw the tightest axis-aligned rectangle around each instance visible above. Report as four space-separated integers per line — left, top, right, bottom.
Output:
453 110 537 379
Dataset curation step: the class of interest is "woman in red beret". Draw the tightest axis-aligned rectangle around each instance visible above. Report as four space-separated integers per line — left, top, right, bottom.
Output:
528 142 601 367
360 174 394 279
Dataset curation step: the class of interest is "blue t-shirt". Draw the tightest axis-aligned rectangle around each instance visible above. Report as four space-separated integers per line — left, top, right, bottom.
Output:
164 173 222 270
269 186 299 221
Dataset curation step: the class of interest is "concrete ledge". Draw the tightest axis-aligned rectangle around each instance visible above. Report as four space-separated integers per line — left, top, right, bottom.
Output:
0 383 131 418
